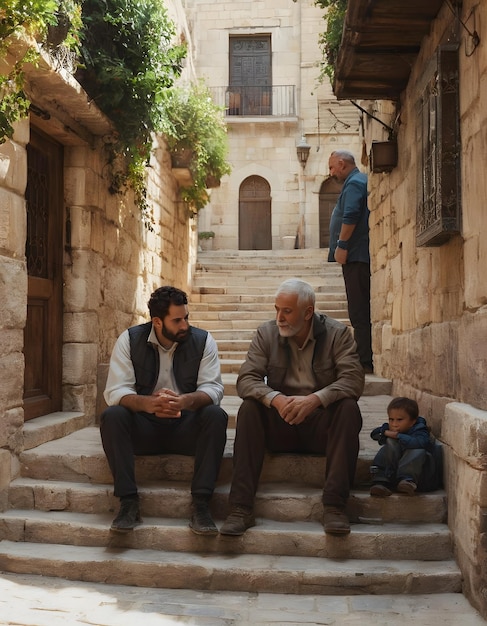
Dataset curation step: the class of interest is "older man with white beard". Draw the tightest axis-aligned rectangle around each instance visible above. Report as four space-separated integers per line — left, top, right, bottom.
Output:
220 278 364 537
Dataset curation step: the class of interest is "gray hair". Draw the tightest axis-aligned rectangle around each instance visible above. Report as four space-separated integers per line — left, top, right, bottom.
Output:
330 149 356 165
275 278 315 308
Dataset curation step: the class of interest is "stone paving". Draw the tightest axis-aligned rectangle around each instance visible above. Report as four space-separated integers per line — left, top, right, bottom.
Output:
1 572 486 625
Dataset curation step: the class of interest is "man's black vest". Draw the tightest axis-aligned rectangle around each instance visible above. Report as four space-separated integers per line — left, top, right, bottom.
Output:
128 322 208 395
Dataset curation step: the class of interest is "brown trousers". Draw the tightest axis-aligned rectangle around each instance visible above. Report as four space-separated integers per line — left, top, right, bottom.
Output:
229 397 363 509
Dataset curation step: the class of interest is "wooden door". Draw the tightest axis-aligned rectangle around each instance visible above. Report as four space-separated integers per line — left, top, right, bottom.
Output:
23 127 64 420
229 36 271 115
239 176 271 250
319 177 343 248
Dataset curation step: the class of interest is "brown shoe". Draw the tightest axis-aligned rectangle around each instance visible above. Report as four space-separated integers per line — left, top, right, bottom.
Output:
397 479 417 496
370 483 392 497
220 506 255 536
323 506 350 535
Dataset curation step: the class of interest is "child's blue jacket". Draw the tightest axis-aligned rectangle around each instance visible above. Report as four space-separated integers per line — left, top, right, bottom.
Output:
370 416 435 452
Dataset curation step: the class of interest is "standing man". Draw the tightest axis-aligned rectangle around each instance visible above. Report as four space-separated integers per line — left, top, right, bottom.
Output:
220 279 364 537
101 286 227 535
328 150 373 373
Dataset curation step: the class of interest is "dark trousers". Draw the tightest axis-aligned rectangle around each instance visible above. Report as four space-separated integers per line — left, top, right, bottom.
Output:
371 438 441 491
229 397 363 509
342 261 373 368
100 404 228 499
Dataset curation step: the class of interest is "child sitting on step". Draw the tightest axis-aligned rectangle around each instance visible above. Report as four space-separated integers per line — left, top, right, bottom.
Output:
369 396 443 497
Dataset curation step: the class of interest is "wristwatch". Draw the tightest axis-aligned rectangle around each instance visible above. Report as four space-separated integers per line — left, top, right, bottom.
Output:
337 239 349 250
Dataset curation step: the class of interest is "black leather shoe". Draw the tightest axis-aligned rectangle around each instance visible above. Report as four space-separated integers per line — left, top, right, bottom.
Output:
110 498 141 533
189 500 218 536
220 506 255 536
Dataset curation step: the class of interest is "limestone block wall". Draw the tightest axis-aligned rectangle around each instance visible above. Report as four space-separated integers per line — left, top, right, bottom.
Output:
366 0 487 410
61 134 193 418
0 118 30 509
0 65 195 507
362 1 487 616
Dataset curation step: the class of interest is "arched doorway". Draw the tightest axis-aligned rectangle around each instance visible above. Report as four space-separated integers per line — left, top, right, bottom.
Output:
319 177 343 248
239 176 271 250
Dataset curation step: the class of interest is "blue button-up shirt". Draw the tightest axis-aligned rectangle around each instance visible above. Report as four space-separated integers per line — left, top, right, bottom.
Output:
328 167 370 264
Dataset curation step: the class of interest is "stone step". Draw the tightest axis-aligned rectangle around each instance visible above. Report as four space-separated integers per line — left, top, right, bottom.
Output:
190 306 348 321
7 478 448 525
221 373 391 397
218 351 247 361
220 358 246 373
192 279 345 292
193 260 336 271
194 313 349 330
195 248 329 263
17 395 394 487
216 339 252 351
22 411 90 451
190 294 347 306
192 273 342 286
195 284 345 296
0 510 452 561
0 541 462 595
194 258 332 270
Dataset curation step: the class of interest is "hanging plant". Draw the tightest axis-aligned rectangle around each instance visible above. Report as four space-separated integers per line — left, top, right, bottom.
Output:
315 0 347 83
162 81 231 214
0 0 82 144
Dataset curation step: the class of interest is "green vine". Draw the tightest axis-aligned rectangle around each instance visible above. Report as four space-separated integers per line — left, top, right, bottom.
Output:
1 1 230 228
315 0 347 83
76 0 186 230
0 1 82 143
0 0 55 142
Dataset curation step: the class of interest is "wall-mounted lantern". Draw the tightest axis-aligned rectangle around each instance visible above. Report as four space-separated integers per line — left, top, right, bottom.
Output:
370 140 398 173
296 136 311 168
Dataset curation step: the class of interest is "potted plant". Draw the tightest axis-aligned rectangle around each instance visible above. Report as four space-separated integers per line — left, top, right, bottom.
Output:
162 81 231 214
198 230 215 251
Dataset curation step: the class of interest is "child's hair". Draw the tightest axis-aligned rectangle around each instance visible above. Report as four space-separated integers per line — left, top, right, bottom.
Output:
387 397 419 421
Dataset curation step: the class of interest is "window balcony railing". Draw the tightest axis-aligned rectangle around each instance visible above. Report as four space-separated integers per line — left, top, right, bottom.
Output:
209 85 296 118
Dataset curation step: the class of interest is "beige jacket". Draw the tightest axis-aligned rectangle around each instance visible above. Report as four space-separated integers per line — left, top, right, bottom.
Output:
236 313 365 408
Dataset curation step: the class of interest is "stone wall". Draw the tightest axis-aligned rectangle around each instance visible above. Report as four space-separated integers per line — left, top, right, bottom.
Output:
366 2 487 411
362 1 487 615
0 42 195 506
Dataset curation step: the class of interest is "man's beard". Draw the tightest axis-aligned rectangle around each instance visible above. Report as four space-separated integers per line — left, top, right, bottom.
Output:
161 324 189 343
277 320 305 338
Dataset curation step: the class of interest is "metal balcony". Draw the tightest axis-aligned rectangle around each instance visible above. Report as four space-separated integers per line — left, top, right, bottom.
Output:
210 85 296 118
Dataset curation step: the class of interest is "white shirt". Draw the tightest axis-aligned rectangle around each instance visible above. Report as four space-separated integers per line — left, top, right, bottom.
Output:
104 325 224 407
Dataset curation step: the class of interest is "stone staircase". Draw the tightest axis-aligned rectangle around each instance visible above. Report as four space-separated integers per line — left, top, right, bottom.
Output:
0 249 463 598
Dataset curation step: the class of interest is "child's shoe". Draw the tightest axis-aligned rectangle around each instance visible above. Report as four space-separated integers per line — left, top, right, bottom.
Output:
397 479 417 496
370 483 392 497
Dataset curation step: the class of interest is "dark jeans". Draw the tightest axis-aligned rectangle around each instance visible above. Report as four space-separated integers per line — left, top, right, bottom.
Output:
342 261 373 369
371 438 442 491
229 397 363 510
100 404 228 499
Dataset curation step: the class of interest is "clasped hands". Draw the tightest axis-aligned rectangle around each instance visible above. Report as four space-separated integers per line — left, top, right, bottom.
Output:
147 388 185 418
271 393 321 425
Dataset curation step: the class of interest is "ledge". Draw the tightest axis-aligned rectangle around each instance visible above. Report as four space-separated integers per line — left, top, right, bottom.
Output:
442 402 487 469
171 167 194 187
